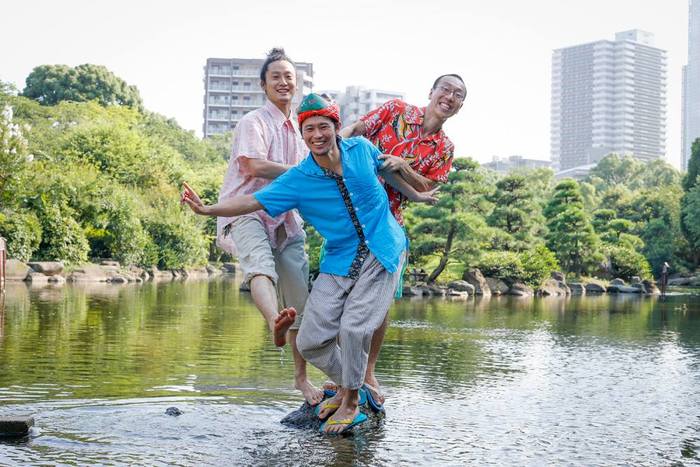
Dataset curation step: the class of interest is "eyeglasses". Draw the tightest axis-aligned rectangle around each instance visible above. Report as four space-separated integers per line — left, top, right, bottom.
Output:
436 84 466 101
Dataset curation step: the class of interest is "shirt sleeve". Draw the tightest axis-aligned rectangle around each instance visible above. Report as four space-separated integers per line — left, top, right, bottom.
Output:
231 115 269 162
252 169 300 217
359 99 402 140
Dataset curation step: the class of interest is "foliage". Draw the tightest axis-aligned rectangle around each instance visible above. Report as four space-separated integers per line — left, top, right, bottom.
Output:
472 251 523 282
520 244 559 287
605 245 652 281
23 64 143 109
486 174 539 251
408 158 491 282
34 200 90 264
0 105 30 205
304 225 324 276
0 210 42 261
683 138 700 192
544 180 603 276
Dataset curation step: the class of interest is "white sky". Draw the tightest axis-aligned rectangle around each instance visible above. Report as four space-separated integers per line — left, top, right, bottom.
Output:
1 0 689 167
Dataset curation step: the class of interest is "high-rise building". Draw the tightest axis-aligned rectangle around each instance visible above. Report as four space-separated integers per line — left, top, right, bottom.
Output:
202 57 313 137
550 30 667 171
319 86 405 126
682 0 700 171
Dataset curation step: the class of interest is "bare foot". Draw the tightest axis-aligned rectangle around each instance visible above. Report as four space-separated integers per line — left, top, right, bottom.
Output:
317 388 345 419
295 378 324 406
323 393 361 435
364 375 385 405
273 307 296 347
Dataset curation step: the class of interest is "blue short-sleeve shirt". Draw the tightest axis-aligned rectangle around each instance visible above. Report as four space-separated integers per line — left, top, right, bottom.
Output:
254 136 406 277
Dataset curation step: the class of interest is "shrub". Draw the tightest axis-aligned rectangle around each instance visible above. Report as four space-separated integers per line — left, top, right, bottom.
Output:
606 245 652 281
36 202 89 264
519 244 560 287
0 210 42 261
144 216 208 270
472 251 523 281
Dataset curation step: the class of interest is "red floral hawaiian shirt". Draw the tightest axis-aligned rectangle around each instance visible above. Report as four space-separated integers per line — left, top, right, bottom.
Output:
360 99 454 225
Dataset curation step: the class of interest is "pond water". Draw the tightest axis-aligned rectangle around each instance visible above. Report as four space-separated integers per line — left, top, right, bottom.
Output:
0 279 699 466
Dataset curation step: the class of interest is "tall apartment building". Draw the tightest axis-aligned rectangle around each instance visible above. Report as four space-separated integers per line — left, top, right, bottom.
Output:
682 0 700 171
550 30 667 171
202 57 313 137
320 86 405 126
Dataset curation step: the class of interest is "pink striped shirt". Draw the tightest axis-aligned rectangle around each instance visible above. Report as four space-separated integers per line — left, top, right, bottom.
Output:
216 100 306 255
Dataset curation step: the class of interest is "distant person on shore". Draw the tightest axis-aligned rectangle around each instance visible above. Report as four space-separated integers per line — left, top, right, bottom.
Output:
214 48 321 405
182 93 438 434
338 73 466 406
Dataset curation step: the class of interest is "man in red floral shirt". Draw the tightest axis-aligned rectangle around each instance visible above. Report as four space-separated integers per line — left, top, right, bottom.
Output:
339 74 466 406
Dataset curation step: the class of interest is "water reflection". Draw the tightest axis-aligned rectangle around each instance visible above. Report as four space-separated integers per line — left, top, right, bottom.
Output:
0 280 699 465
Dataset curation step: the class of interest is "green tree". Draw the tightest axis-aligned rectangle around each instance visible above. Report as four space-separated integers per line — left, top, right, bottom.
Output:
486 174 539 251
23 64 142 109
683 138 700 192
408 158 490 283
681 138 700 268
543 179 603 276
681 184 700 268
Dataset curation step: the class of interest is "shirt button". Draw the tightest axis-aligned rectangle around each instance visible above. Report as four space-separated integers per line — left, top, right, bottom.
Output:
349 192 354 196
362 224 366 228
365 240 370 245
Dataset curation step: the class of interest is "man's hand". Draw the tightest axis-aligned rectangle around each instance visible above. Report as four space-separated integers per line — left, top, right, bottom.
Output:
413 186 440 205
181 182 209 215
379 154 409 172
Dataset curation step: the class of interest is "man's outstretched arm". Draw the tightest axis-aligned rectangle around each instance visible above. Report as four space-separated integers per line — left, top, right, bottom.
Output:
181 182 263 217
379 169 439 205
238 157 291 179
378 154 437 192
339 120 366 138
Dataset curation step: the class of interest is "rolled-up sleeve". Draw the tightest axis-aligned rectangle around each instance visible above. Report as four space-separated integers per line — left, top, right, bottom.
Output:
253 169 300 217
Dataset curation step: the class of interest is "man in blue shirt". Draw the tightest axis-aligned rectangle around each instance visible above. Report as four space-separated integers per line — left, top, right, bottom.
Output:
182 93 437 434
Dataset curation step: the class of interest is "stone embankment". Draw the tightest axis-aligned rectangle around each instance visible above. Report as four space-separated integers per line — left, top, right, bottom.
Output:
403 269 666 299
5 259 236 284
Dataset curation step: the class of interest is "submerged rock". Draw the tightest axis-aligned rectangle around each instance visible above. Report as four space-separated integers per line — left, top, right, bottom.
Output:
280 402 322 430
165 407 183 416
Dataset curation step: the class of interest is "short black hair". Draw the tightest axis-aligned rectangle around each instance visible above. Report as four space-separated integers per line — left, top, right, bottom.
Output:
260 47 295 83
432 74 466 92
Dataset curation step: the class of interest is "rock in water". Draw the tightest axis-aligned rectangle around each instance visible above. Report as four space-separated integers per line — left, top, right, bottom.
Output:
165 407 183 416
0 416 34 437
280 402 322 430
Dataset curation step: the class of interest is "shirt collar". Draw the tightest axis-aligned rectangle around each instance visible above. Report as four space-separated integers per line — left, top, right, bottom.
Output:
263 99 296 130
297 137 361 176
404 105 446 143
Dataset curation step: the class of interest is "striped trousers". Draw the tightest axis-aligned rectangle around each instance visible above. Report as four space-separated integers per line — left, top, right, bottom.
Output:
296 253 402 390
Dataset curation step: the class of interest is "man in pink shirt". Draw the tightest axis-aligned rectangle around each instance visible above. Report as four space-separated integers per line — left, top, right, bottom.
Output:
216 48 322 405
